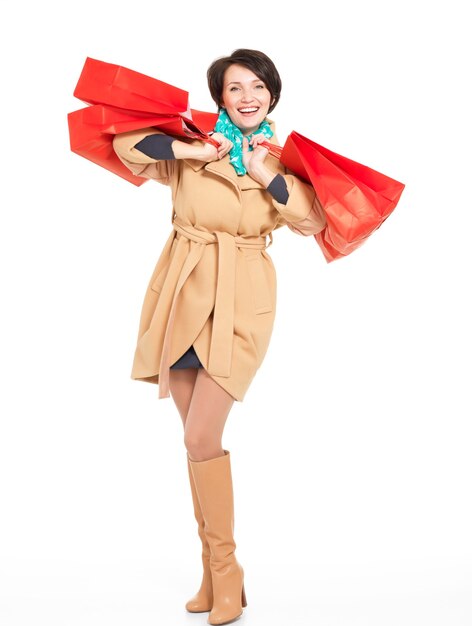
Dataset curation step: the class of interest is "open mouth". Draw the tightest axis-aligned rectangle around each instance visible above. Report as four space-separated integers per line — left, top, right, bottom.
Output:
238 107 259 115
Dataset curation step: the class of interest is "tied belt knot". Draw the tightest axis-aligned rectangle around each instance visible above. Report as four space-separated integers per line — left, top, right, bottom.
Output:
158 217 272 399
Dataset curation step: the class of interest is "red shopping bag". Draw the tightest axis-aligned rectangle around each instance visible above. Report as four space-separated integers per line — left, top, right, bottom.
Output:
68 103 218 185
68 57 218 184
73 57 189 115
67 105 176 185
277 132 405 262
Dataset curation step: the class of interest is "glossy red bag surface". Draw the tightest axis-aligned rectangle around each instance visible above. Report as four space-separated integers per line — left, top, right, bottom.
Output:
278 132 405 262
68 103 218 185
68 58 218 184
73 57 189 115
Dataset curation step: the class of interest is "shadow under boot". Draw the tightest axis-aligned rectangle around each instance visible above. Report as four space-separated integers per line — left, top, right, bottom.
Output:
189 449 247 626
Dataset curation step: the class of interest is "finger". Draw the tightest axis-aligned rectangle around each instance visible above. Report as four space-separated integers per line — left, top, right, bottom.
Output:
250 134 264 146
218 141 231 158
215 135 227 149
252 146 269 161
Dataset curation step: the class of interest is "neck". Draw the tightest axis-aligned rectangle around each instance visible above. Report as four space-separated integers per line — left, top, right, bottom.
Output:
241 126 259 136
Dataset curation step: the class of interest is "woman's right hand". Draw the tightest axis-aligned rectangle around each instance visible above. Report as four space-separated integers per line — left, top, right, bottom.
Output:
199 133 233 162
167 133 233 162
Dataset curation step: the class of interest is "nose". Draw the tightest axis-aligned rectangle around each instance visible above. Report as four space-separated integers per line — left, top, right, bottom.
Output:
240 88 254 102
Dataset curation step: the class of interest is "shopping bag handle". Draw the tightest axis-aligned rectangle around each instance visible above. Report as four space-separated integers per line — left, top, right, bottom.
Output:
179 116 220 148
260 141 283 158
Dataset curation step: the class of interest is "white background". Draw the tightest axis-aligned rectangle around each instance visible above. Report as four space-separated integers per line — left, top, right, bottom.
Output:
1 0 471 624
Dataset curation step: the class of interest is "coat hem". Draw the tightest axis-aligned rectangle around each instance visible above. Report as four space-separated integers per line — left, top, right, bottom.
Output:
130 371 244 402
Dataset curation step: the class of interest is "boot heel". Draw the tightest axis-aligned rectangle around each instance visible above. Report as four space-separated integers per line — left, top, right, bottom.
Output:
241 584 247 607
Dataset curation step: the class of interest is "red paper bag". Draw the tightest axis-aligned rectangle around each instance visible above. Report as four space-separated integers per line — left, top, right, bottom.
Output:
68 58 220 183
279 132 405 261
68 103 218 185
67 104 186 186
73 57 189 115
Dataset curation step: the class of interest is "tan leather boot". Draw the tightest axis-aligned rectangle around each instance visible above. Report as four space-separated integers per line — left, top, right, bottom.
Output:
189 449 247 626
185 452 213 612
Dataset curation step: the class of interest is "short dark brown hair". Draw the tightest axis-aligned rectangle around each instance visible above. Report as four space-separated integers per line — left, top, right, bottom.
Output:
207 49 282 115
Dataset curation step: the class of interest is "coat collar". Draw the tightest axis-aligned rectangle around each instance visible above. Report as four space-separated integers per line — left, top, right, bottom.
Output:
183 119 283 190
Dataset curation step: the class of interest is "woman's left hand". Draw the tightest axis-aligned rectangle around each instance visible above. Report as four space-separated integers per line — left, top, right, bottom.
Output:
242 136 273 186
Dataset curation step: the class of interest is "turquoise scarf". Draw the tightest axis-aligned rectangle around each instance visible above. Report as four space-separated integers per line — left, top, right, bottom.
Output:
213 108 273 176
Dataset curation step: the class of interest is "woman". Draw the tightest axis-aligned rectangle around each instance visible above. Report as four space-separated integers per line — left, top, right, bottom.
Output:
113 49 326 625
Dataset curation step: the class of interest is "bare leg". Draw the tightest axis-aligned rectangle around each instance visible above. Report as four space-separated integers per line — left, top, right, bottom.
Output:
169 368 199 428
184 368 235 461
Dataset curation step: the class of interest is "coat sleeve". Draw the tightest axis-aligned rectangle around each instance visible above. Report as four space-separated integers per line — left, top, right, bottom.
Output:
271 173 326 236
112 128 176 185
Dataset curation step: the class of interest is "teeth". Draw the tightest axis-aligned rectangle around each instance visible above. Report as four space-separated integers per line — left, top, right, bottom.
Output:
239 107 258 113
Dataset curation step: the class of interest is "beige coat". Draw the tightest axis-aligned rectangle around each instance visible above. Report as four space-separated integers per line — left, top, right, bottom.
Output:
113 121 326 401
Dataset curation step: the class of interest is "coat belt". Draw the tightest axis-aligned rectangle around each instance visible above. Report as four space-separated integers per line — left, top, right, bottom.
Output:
158 217 272 399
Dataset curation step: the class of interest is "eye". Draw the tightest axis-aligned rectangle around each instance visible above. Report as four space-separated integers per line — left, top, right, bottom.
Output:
229 86 240 92
255 84 265 89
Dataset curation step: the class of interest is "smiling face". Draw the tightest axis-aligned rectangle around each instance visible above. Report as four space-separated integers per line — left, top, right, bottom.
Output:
221 64 273 136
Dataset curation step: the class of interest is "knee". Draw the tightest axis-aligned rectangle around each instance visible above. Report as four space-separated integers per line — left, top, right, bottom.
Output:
184 430 222 462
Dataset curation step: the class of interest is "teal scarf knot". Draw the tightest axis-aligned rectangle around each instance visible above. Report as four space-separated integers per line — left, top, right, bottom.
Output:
213 108 273 176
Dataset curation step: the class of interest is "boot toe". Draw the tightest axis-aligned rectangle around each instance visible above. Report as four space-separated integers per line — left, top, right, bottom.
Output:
185 592 212 612
207 609 243 625
186 601 212 612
